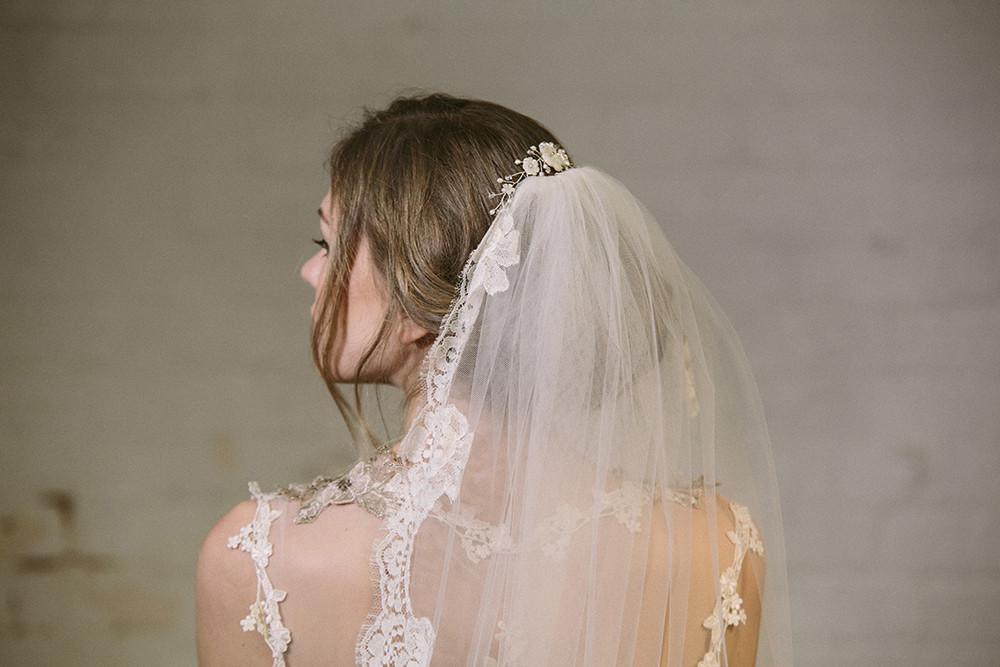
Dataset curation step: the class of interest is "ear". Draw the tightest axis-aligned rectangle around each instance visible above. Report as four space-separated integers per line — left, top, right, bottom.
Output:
397 312 433 347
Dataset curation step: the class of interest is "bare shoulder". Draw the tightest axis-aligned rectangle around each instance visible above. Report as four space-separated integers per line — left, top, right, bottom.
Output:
197 487 387 665
195 498 273 666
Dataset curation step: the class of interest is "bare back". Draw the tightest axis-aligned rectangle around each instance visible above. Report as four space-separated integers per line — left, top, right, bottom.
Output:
201 484 764 666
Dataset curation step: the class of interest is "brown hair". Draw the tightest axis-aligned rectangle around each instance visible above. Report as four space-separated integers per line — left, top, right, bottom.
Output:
313 91 564 457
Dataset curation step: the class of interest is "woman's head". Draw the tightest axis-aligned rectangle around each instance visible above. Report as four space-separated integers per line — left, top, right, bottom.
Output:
303 91 564 452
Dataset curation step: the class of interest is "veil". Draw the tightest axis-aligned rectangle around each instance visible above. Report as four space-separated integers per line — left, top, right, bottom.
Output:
275 146 793 666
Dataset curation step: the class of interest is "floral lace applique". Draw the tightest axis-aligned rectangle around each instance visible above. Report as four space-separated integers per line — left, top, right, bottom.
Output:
429 480 704 564
273 449 409 524
226 481 292 666
697 501 765 667
468 210 519 296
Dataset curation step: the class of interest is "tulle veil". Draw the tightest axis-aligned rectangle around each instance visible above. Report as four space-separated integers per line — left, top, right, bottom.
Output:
297 158 797 666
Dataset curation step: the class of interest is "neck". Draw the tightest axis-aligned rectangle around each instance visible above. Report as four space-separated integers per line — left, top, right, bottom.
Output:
394 344 431 433
403 391 426 432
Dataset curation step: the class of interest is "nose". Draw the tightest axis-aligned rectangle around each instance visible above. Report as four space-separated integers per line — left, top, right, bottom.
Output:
300 255 318 288
301 251 329 292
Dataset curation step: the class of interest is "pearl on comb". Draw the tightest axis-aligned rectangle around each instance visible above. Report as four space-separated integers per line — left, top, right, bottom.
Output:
487 141 575 215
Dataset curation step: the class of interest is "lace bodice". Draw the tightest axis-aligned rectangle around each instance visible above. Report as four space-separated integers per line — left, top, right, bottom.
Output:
226 462 764 666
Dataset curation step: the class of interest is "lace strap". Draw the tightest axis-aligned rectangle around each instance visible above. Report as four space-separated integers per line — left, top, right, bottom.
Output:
697 501 765 667
225 481 292 666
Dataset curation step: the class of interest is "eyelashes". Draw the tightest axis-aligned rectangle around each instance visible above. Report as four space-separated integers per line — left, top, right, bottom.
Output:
312 237 329 254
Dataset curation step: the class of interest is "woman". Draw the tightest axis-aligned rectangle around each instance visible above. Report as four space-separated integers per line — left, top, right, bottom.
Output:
196 92 792 666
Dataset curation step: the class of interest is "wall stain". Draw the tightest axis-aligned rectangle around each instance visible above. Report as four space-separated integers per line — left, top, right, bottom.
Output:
38 490 74 529
15 549 114 574
2 488 177 639
0 512 47 556
3 489 115 575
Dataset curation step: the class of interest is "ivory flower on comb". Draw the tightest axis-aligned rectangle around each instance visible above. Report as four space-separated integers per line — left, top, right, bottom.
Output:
487 141 575 215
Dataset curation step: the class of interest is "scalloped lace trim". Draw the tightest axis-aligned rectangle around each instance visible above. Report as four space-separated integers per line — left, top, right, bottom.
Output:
428 480 704 563
697 501 765 667
352 206 521 667
226 481 291 666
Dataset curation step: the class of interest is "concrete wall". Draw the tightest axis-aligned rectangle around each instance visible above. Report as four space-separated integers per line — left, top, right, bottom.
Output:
2 2 997 664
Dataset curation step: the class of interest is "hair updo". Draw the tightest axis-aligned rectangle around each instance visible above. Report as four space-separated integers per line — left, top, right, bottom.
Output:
313 91 564 456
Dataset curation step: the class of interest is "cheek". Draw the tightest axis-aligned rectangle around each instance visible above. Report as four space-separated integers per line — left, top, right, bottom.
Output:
345 278 382 333
341 259 391 347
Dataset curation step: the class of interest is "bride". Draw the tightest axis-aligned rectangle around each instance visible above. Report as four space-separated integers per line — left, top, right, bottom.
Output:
196 92 792 666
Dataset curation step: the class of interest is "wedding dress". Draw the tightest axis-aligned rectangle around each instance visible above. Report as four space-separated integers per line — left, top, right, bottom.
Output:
225 150 792 666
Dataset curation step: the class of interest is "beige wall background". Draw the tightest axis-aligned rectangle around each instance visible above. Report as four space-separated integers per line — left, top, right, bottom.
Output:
2 2 998 665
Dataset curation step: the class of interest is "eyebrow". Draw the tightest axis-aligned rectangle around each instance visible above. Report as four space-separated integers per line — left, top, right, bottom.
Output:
317 207 329 225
